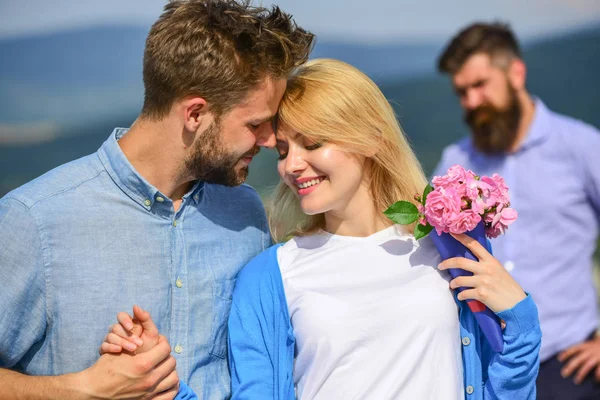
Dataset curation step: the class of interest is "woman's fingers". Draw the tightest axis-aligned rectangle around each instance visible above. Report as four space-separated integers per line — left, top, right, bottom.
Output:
438 257 481 274
99 342 122 355
111 321 143 346
449 233 491 261
117 311 135 332
105 332 138 352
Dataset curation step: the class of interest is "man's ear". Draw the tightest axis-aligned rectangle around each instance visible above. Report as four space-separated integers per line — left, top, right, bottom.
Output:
180 96 209 132
507 58 527 91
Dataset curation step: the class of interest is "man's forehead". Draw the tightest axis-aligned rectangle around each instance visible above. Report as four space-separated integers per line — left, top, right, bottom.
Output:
241 77 286 103
453 54 494 86
233 77 286 115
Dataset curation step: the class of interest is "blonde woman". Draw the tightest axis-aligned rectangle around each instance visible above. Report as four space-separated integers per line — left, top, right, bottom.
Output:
103 59 541 399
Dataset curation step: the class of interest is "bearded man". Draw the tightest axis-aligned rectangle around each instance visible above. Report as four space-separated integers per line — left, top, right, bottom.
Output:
434 22 600 400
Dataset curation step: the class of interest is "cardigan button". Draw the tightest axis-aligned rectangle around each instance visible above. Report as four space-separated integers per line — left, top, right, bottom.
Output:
462 336 471 346
466 385 474 395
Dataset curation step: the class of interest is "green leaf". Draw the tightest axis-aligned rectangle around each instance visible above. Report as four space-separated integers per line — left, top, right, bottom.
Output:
384 201 419 225
422 184 434 205
414 223 433 240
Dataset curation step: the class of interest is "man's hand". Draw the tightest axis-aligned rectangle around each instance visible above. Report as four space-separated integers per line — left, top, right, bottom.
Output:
559 335 600 384
85 335 179 399
101 305 160 355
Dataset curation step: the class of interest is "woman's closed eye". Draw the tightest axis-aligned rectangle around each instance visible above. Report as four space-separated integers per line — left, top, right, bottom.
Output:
276 142 322 160
305 143 322 151
277 149 288 160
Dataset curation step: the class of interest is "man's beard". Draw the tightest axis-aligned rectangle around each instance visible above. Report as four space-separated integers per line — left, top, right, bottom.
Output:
184 122 259 187
464 83 522 155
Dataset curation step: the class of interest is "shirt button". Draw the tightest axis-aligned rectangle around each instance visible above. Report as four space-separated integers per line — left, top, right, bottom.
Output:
176 278 183 288
466 385 474 395
174 345 183 354
173 220 177 227
194 194 199 202
504 261 515 272
462 336 471 346
156 196 165 203
143 199 151 207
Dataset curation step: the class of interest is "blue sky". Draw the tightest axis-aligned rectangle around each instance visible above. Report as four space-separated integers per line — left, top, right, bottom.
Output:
1 0 599 43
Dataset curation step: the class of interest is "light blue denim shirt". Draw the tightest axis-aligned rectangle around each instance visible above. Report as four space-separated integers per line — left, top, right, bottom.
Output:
434 99 600 361
0 128 270 399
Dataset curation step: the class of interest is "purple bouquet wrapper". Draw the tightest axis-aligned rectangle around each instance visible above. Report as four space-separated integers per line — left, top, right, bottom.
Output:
429 221 504 353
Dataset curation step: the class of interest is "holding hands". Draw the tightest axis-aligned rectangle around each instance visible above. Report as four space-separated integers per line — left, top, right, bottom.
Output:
101 305 160 355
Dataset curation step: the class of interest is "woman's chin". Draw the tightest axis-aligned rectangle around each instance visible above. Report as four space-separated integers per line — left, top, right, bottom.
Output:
299 203 326 216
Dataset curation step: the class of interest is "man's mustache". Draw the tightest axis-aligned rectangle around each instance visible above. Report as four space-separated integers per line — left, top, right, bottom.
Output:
241 147 260 159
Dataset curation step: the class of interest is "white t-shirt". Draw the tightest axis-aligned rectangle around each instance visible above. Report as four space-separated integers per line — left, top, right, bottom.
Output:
278 225 464 400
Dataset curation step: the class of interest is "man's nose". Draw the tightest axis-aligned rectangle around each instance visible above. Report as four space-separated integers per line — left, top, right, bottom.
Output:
462 89 483 111
256 121 276 149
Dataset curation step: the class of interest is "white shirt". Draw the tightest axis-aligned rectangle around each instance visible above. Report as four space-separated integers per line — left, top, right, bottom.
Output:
278 225 464 400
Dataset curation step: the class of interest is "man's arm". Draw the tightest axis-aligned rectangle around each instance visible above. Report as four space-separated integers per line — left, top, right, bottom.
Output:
0 197 179 399
0 369 86 400
0 337 179 400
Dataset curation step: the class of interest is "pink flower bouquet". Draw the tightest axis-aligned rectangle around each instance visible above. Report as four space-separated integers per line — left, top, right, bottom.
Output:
384 164 517 352
394 164 517 240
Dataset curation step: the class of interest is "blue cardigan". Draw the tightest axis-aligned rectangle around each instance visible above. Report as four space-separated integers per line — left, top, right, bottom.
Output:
226 244 541 400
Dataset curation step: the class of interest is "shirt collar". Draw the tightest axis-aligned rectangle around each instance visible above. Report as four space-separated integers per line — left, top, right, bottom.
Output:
98 128 204 211
518 97 552 152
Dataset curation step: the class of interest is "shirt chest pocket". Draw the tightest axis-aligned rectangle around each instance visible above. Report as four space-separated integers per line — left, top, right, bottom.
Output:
209 278 237 358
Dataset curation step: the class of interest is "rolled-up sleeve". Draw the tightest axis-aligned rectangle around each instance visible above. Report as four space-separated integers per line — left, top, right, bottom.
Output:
0 197 47 368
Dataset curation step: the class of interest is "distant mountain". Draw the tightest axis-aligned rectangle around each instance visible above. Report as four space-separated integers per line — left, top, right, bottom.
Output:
311 41 440 80
0 25 440 129
1 24 599 197
0 26 148 125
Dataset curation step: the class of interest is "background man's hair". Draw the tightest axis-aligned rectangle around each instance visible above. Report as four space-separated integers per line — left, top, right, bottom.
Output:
437 22 521 75
141 0 315 119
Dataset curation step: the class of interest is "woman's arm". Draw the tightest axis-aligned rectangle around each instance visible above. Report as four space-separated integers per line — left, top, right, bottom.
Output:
228 247 286 399
438 233 541 399
482 295 541 399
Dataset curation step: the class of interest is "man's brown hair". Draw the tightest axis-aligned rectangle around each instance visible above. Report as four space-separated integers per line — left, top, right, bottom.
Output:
141 0 315 119
437 22 521 75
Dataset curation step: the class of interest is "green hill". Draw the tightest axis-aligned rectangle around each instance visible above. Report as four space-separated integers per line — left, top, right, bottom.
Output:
1 26 598 197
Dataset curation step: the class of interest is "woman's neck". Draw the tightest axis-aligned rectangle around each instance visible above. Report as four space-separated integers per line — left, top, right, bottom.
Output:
323 188 392 237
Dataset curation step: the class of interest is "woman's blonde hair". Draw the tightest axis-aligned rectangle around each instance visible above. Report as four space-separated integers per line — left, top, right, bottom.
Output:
268 58 427 242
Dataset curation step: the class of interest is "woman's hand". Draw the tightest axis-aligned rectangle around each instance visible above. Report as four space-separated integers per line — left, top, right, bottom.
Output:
437 233 526 313
100 305 160 355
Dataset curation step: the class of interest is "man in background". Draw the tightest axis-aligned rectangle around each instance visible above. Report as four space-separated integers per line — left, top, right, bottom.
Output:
434 22 600 399
0 1 314 398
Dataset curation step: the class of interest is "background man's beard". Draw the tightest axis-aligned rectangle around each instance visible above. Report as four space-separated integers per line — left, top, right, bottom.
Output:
184 122 257 187
465 85 522 155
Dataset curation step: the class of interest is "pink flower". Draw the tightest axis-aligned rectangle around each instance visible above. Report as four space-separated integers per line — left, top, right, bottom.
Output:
424 187 462 235
449 210 482 234
492 206 518 228
471 197 486 215
464 173 480 202
421 165 517 240
478 176 500 209
483 211 495 225
486 207 518 238
486 223 504 239
431 165 467 189
491 174 510 204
